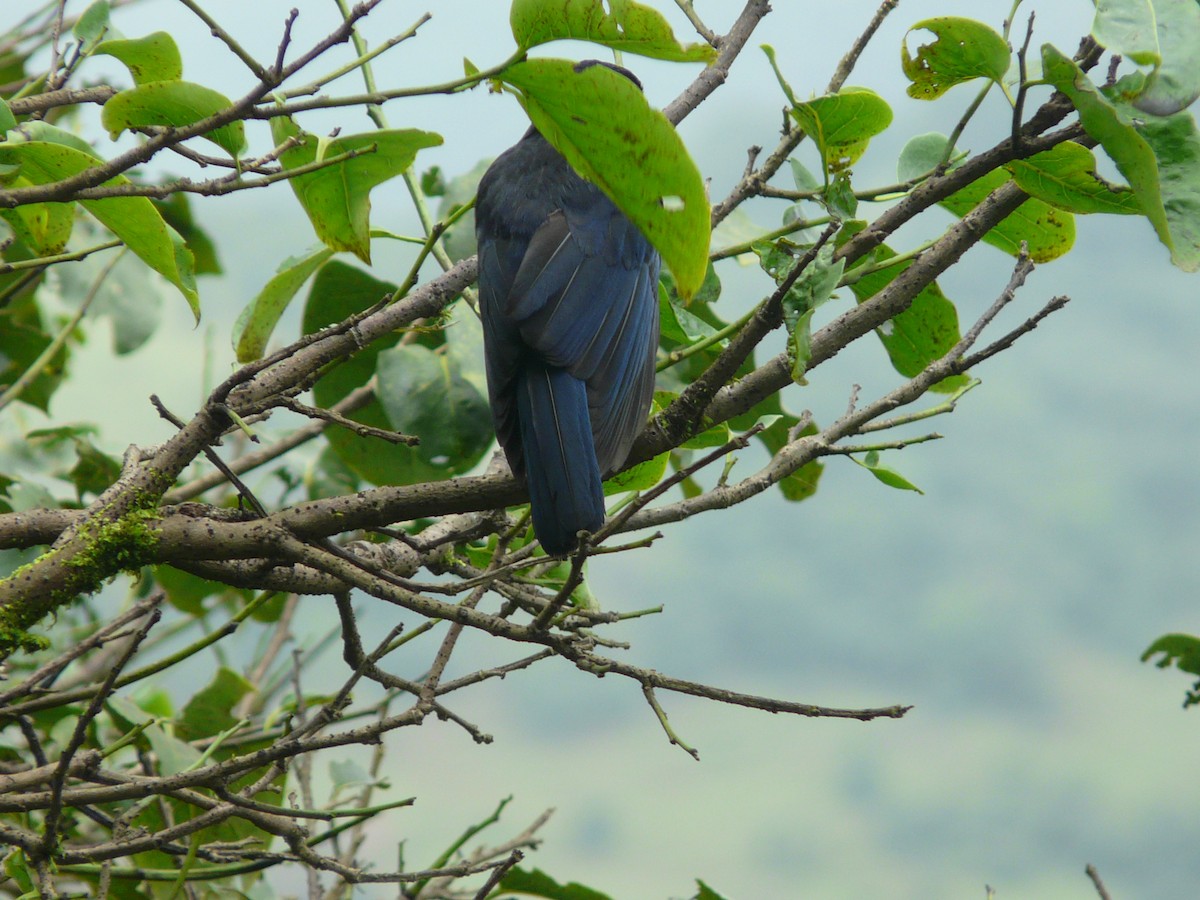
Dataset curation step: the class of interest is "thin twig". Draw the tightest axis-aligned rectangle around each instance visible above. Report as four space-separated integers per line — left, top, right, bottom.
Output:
1086 864 1114 900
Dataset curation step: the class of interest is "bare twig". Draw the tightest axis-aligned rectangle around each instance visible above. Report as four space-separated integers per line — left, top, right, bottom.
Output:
1086 864 1114 900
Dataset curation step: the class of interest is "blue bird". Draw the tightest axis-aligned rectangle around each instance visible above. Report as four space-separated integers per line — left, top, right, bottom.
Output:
475 64 661 555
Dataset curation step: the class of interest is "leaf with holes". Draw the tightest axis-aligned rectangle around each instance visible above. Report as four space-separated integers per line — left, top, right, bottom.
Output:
510 0 715 63
902 17 1010 100
498 58 710 298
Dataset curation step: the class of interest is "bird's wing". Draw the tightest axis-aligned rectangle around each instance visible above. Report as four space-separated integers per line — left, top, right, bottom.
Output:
476 233 528 475
506 201 660 474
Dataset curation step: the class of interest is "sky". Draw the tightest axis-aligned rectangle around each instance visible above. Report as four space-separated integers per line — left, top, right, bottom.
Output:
5 0 1200 897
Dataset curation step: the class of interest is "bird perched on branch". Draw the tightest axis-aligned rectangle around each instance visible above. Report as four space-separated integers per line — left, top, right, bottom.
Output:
475 61 661 556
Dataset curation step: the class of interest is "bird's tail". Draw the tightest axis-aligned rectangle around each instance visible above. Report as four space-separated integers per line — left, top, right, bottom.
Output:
516 363 604 555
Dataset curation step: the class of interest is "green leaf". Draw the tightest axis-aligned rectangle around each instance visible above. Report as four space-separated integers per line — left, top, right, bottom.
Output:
694 880 731 900
375 326 493 469
1008 141 1142 215
272 117 443 263
658 263 721 349
659 285 718 345
305 263 474 486
496 865 613 900
0 309 67 412
759 413 823 502
154 191 222 275
9 120 101 156
510 0 716 63
1042 44 1195 269
941 166 1075 262
1129 0 1200 115
0 134 200 318
709 207 763 260
789 157 820 192
234 246 334 361
853 449 923 494
1143 633 1200 674
44 232 165 354
897 131 956 179
248 591 288 623
0 98 16 133
95 31 183 84
498 58 710 298
1142 632 1200 707
761 43 799 107
901 17 1011 100
178 667 254 741
791 87 893 175
726 392 823 503
1092 0 1160 66
823 170 858 219
101 80 246 156
3 848 34 894
603 449 668 493
1129 108 1200 272
436 157 492 263
133 686 175 720
0 191 75 255
67 435 120 500
307 445 362 501
898 131 1075 261
420 165 445 196
24 429 124 511
775 243 844 383
144 722 202 775
155 566 223 614
1091 0 1200 113
843 240 969 393
73 0 111 50
104 695 156 733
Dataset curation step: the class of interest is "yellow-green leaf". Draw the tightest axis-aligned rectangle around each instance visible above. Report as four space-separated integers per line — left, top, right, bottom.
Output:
95 31 183 84
1008 141 1142 215
102 80 246 156
0 139 199 318
791 87 893 175
271 117 443 263
234 246 334 362
1042 45 1186 266
0 184 75 255
902 17 1011 100
943 167 1075 262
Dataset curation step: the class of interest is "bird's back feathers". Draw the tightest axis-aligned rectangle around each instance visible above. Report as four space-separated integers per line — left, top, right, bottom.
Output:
476 126 660 553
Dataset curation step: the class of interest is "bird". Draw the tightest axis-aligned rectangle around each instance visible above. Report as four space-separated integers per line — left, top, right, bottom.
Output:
474 62 661 556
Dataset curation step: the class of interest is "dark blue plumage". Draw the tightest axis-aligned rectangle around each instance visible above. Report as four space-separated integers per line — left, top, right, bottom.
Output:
475 97 661 555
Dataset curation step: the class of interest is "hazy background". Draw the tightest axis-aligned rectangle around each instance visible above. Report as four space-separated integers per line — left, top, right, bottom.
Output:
6 0 1200 897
